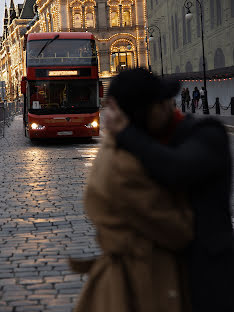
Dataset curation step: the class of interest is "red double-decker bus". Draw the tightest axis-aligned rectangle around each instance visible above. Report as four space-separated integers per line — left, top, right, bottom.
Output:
21 32 103 139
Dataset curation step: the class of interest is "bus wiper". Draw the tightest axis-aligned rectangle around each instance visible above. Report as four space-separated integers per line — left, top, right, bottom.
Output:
37 34 59 57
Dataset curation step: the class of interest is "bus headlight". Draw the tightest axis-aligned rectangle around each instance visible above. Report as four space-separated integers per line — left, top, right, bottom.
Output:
31 123 45 130
85 121 99 128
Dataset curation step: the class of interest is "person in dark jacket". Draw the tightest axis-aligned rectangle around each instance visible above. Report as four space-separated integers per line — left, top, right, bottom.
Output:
104 68 234 312
185 87 191 108
192 87 200 108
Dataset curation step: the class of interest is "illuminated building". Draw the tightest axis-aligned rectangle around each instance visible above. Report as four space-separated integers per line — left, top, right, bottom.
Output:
146 0 234 77
0 0 148 101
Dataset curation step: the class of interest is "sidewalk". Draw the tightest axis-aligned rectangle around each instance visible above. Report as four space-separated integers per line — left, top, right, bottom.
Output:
181 106 234 132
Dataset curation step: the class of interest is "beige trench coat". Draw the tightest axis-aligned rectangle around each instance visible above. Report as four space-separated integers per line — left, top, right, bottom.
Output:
70 133 193 312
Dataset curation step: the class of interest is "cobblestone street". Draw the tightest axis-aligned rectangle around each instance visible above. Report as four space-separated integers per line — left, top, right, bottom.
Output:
0 115 102 312
0 114 234 312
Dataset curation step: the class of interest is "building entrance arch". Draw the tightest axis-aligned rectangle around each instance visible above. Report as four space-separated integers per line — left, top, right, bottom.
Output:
110 40 134 73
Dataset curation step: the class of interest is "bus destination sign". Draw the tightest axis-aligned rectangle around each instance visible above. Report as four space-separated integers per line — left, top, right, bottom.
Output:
48 70 79 76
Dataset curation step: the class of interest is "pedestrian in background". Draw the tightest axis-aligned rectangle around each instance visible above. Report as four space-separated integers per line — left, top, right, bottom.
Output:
192 87 200 108
70 68 193 312
104 69 234 312
181 87 186 109
200 86 205 103
185 87 190 108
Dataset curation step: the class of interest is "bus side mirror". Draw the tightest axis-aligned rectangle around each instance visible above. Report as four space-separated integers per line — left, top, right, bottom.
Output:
21 77 27 94
99 81 103 98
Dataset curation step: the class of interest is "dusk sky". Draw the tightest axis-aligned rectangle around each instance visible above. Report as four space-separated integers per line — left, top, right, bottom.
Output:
0 0 24 36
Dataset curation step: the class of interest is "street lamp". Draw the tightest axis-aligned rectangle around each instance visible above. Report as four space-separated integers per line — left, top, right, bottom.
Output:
148 25 164 77
184 0 209 114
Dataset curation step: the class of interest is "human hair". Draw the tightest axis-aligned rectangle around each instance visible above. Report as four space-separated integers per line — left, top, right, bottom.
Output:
107 67 180 129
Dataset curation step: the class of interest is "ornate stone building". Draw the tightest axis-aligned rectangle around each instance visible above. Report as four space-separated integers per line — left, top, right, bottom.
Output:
0 0 148 101
146 0 234 77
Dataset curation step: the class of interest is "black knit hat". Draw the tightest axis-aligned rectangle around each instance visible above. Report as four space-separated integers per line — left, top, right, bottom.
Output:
107 67 180 117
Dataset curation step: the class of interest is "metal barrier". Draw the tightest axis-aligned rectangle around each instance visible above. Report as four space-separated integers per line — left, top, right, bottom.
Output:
0 101 23 138
177 97 234 115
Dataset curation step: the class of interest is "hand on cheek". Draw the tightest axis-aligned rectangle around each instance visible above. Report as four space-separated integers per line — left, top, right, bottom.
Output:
104 98 129 136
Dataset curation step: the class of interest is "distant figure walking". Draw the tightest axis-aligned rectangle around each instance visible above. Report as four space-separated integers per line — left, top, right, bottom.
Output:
181 88 186 109
185 88 190 108
192 87 200 108
200 86 205 102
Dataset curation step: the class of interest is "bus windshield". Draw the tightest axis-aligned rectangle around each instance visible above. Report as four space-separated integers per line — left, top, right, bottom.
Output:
27 39 97 66
28 80 98 114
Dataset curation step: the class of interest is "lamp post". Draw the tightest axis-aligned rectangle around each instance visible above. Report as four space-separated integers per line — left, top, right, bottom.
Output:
184 0 209 114
148 25 164 77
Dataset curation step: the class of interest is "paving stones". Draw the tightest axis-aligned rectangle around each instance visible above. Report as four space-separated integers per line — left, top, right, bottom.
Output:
0 115 101 311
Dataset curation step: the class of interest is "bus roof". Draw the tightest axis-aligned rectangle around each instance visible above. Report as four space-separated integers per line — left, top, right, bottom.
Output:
27 32 95 41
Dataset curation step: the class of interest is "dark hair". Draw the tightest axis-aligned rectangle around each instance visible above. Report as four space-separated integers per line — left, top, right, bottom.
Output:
107 67 180 128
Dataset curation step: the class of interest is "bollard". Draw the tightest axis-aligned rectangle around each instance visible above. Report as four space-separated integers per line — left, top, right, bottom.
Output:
215 97 220 115
191 99 195 113
231 97 234 115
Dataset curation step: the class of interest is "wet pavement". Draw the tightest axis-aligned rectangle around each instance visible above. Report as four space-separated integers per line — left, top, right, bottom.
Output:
0 113 234 312
0 115 102 312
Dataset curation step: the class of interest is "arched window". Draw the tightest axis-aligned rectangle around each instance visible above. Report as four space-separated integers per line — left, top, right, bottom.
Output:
216 0 222 26
199 56 207 72
111 10 119 26
122 8 131 26
111 41 134 72
214 48 225 68
175 66 180 73
185 61 193 72
86 12 94 28
74 12 82 28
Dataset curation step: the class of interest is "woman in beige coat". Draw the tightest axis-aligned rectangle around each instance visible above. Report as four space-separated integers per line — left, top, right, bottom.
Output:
70 68 193 312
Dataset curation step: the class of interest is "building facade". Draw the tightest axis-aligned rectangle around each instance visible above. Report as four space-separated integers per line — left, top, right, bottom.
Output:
0 0 148 101
146 0 234 76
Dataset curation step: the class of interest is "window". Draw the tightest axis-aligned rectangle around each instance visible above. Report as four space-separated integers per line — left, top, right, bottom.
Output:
182 7 187 45
232 0 234 17
210 0 215 29
175 14 179 48
185 61 193 72
111 11 119 26
86 12 94 28
214 48 225 68
122 8 131 26
171 16 175 50
216 0 222 26
74 13 82 28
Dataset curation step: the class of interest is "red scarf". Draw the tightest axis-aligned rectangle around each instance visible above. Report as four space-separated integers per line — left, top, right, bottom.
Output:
160 109 185 144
